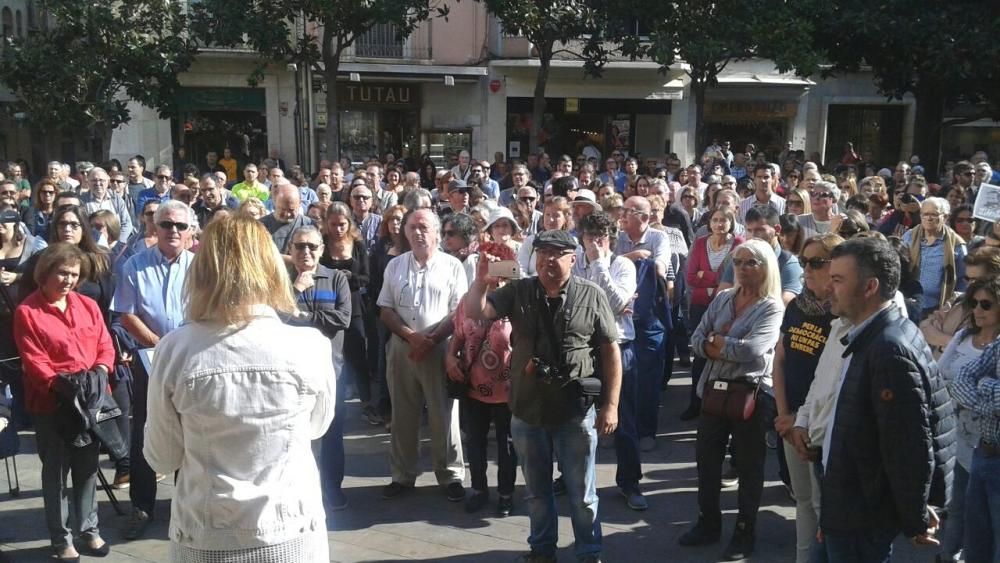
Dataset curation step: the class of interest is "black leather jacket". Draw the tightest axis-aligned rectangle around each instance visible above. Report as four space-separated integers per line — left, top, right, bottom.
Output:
820 306 955 537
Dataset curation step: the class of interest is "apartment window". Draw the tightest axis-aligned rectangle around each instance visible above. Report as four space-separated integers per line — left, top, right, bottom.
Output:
355 23 403 58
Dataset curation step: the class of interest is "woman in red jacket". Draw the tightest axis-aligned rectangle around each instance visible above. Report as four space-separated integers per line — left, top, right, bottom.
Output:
682 208 743 418
14 242 115 561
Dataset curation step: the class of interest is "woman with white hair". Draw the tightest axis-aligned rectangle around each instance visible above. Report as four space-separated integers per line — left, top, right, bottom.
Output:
902 196 967 318
680 238 784 561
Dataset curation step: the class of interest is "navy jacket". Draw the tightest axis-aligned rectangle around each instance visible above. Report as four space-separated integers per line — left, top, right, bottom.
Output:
821 306 955 537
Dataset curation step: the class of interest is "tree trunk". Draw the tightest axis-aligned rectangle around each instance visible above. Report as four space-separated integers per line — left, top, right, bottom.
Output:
912 83 945 183
97 122 113 163
529 40 553 155
691 78 708 161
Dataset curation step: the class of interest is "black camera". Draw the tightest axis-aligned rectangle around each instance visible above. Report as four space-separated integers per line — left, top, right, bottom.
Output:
532 357 570 386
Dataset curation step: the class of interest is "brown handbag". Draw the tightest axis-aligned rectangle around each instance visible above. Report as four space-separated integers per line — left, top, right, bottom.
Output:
701 378 761 421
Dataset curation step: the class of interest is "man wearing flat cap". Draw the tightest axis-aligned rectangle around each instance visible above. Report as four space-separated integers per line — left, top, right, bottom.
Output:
465 229 622 563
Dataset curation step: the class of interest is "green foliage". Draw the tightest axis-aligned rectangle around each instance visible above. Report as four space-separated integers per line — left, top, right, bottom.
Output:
802 0 1000 113
0 1 196 133
191 0 449 74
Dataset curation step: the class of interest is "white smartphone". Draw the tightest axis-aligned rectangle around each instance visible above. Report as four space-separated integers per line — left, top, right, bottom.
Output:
488 260 521 279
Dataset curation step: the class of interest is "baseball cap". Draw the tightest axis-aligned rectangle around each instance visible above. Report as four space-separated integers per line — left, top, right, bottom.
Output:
532 229 577 251
448 179 469 192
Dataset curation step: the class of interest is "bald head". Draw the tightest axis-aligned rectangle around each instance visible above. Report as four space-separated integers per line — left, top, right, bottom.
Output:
625 196 651 213
274 181 301 222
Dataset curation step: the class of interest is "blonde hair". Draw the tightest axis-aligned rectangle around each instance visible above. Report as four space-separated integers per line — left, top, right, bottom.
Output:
184 214 296 326
238 197 267 219
731 239 783 304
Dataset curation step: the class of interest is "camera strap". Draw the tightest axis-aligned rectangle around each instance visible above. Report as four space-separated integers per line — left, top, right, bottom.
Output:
533 281 570 372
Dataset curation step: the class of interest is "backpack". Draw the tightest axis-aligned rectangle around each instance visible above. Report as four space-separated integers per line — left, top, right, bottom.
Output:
632 257 672 332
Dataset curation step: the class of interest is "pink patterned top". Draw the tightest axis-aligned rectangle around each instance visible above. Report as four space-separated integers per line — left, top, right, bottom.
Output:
452 299 512 404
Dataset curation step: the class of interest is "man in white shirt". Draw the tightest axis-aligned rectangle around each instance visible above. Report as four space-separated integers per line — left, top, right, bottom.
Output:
450 150 473 182
738 163 786 223
377 209 468 502
574 211 646 511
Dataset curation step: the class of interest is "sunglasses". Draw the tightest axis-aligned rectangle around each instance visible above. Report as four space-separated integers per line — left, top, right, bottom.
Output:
732 258 762 268
352 194 371 201
970 298 995 311
519 196 537 202
814 192 834 199
156 175 172 181
0 190 17 197
292 242 320 251
801 257 831 270
158 220 189 231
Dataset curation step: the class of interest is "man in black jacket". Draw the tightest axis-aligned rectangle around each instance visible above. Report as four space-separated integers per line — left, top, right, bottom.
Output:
822 237 955 562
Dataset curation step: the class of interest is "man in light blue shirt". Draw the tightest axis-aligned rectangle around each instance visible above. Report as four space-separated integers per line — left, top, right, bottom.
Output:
111 199 195 541
470 161 499 199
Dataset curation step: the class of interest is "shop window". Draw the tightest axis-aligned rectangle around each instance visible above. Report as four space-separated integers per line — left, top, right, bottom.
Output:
824 105 903 169
2 8 13 39
421 131 472 169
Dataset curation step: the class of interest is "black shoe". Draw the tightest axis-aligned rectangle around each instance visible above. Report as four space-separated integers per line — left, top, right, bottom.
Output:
123 509 152 541
497 494 513 517
679 404 701 421
552 476 566 496
723 520 756 560
446 482 466 502
382 481 413 499
465 490 488 513
78 537 110 557
678 518 721 546
678 357 692 368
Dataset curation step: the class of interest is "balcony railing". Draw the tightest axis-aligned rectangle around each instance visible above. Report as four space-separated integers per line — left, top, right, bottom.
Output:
345 23 431 61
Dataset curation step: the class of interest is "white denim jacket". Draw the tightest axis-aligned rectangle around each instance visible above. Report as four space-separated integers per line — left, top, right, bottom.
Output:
144 306 336 552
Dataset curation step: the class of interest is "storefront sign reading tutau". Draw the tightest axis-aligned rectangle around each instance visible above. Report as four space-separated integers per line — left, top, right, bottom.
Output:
337 83 419 106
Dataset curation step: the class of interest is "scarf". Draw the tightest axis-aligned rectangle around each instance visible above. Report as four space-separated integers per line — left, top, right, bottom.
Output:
908 225 961 310
795 286 832 317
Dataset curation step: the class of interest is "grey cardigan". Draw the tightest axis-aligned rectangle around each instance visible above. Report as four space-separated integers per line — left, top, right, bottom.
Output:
690 288 784 397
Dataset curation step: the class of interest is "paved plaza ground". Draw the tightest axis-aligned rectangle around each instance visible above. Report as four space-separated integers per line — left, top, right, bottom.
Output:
0 369 943 562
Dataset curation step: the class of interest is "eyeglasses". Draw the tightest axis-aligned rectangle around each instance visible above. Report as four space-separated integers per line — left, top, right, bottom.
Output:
732 258 762 268
0 190 17 197
156 175 171 181
109 179 124 184
158 220 189 231
57 220 82 230
970 299 995 311
292 242 320 252
801 257 832 270
352 194 371 201
624 208 649 216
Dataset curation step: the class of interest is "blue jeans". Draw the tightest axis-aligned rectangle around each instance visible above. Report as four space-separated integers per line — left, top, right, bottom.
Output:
511 407 601 559
941 461 968 560
964 447 1000 562
614 343 641 490
634 322 666 440
319 365 348 503
821 527 896 563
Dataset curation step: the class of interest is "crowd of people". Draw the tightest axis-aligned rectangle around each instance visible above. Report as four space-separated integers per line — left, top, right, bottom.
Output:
0 141 998 563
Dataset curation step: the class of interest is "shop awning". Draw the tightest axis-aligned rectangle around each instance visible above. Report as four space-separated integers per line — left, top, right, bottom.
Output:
715 72 814 87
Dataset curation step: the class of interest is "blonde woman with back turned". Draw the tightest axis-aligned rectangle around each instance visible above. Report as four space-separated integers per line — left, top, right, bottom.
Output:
144 214 336 562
